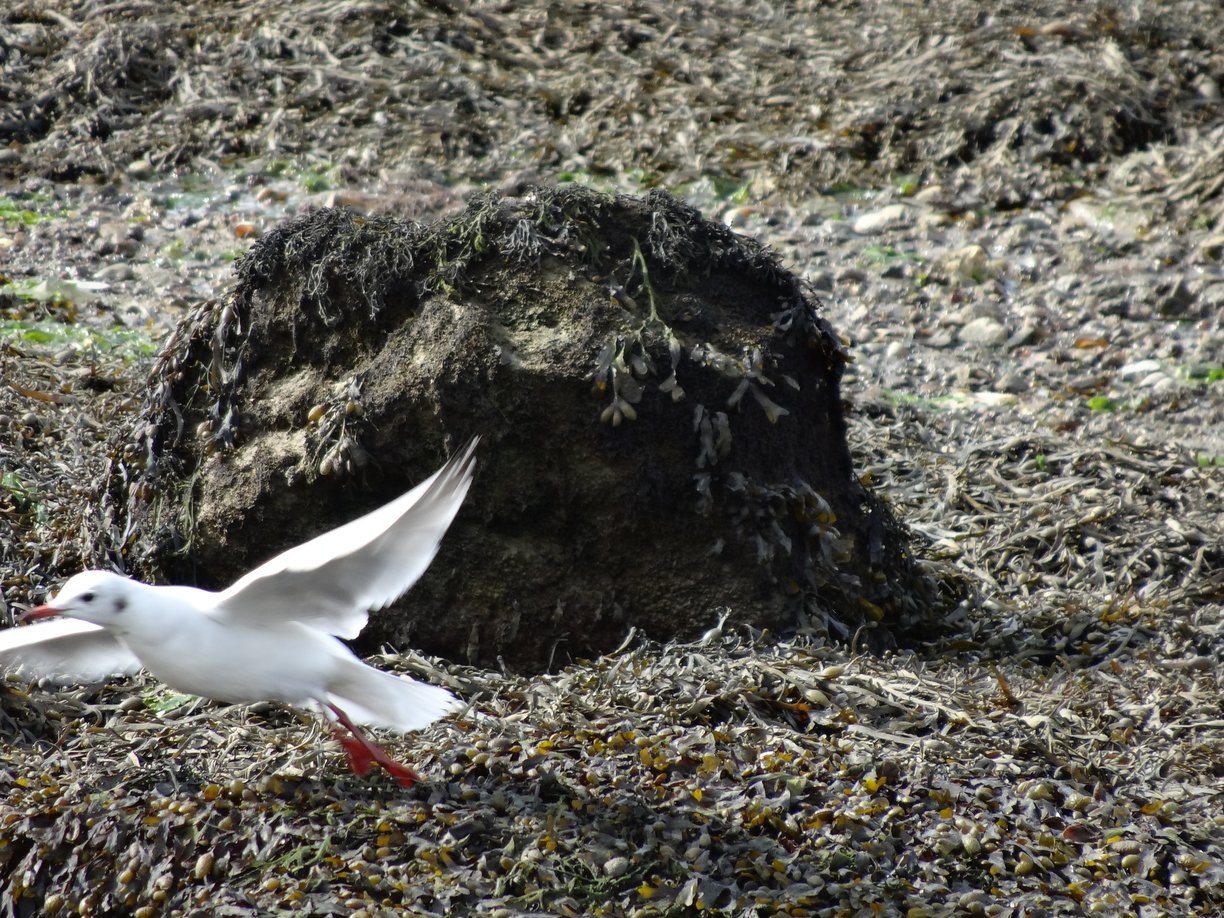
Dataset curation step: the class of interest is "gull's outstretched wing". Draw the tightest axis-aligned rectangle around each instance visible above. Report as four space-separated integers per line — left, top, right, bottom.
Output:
0 619 141 683
209 436 478 639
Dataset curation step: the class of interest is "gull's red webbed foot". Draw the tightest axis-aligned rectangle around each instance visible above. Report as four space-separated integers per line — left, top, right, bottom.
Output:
327 703 422 787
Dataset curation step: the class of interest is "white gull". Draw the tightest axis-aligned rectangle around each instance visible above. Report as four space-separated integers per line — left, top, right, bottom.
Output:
0 436 478 786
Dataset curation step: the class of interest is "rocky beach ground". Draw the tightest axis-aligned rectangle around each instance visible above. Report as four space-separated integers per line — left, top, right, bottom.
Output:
1 1 1221 915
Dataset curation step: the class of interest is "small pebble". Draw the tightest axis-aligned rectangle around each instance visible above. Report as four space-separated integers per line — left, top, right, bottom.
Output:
852 203 909 234
958 317 1009 346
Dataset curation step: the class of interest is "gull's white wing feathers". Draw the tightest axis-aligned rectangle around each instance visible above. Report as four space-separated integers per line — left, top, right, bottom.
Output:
209 436 478 638
0 619 141 683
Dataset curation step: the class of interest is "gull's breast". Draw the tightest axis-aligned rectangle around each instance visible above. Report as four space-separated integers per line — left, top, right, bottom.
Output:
128 617 340 707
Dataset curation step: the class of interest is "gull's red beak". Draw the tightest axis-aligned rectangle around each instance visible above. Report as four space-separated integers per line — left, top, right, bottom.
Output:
18 604 60 624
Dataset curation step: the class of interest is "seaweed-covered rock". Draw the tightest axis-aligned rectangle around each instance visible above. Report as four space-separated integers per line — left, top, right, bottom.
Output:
105 186 936 669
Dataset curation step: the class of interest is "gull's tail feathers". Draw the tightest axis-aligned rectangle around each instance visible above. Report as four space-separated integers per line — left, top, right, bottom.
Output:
324 657 460 732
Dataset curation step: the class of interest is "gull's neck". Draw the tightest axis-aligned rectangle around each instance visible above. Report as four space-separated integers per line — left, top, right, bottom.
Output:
107 581 215 640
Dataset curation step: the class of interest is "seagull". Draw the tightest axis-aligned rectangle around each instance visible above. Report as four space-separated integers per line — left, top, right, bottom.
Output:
0 436 479 787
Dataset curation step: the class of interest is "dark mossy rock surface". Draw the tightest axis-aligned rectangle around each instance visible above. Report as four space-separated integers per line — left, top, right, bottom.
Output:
107 186 937 669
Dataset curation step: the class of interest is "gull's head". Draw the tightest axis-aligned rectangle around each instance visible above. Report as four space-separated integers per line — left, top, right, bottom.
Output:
23 571 138 629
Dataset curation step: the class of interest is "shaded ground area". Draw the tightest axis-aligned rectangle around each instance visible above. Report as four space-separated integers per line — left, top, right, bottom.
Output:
1 0 1222 915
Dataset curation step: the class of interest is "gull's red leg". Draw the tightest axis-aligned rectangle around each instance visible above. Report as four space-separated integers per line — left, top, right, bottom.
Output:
330 723 375 775
327 703 421 787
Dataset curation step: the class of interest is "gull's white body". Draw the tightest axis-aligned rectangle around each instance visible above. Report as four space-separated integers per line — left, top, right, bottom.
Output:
0 437 479 782
80 580 453 731
122 586 348 708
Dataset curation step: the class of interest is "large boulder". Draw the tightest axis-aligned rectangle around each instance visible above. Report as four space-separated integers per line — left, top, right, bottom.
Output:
103 186 937 670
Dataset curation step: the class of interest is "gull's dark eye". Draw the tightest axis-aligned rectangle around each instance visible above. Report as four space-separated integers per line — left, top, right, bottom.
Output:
80 592 96 603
